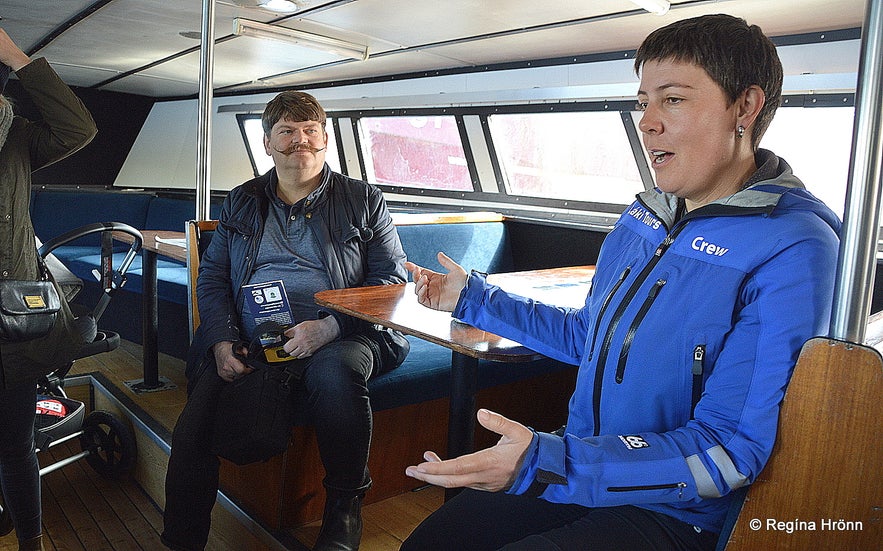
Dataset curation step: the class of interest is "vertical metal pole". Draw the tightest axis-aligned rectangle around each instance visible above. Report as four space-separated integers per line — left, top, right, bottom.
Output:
196 0 215 222
830 0 883 343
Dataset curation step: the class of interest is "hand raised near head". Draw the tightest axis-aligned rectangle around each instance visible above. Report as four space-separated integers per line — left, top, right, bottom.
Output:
0 29 31 71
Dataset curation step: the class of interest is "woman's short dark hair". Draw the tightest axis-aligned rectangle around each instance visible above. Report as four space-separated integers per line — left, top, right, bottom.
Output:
634 14 783 149
262 90 327 137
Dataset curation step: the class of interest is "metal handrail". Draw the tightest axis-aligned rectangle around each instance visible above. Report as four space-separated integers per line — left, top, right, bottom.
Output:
830 0 883 343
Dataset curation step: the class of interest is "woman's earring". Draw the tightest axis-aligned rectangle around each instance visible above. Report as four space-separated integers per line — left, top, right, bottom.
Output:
737 125 745 139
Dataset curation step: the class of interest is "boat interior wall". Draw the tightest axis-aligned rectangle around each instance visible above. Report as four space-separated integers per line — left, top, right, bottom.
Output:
207 36 862 111
112 32 862 193
0 0 866 99
4 79 155 187
114 98 260 192
1 1 867 223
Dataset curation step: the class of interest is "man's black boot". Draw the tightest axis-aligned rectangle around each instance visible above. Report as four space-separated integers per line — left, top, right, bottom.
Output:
313 491 364 551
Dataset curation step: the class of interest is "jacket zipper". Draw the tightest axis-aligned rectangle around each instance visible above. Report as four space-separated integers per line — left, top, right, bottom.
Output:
587 266 631 362
691 344 705 417
608 482 687 499
692 345 705 376
615 278 667 383
591 228 683 436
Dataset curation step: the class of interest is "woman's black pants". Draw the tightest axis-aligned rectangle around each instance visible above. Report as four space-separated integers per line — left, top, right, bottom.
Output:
401 488 720 551
0 379 41 542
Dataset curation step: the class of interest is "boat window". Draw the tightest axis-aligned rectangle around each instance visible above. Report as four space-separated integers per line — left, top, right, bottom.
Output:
357 116 473 191
239 115 341 176
488 111 644 205
759 104 853 219
235 99 854 225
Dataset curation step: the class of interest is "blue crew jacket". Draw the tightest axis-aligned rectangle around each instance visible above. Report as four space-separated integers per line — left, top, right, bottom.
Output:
452 150 841 533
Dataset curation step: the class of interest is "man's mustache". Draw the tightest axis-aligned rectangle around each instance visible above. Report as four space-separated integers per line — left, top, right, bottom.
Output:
274 144 327 154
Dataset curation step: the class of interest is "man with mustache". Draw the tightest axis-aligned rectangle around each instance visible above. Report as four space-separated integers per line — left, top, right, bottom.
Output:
162 91 409 551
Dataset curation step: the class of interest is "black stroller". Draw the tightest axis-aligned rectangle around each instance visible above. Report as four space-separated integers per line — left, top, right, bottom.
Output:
0 222 143 536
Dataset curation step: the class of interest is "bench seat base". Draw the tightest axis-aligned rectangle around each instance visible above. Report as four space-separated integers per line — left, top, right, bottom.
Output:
219 366 577 530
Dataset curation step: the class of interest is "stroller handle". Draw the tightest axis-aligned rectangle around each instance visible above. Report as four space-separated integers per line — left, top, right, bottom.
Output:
38 222 144 321
37 222 144 258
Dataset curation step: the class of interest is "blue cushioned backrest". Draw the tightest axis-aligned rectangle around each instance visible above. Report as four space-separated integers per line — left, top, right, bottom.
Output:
31 190 152 246
145 197 223 232
145 197 195 232
397 222 513 274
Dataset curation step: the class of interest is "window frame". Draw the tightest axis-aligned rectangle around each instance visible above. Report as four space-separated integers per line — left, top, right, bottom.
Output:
355 113 479 192
236 113 343 177
234 93 855 223
334 101 645 216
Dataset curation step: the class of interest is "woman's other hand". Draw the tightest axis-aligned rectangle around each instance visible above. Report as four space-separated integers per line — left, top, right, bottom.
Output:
404 409 533 492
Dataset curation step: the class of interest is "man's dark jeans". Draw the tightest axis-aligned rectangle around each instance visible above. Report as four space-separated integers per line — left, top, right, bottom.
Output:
162 334 377 551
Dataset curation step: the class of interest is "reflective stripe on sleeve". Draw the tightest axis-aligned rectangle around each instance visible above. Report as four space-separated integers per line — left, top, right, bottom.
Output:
686 446 750 499
707 445 749 490
685 454 722 499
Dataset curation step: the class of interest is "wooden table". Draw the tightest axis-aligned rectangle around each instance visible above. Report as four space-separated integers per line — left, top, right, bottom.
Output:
314 265 594 478
115 229 186 392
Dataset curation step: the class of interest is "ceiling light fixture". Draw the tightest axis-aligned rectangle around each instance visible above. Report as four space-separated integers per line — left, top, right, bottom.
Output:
230 0 301 13
628 0 670 15
261 0 300 12
232 18 369 61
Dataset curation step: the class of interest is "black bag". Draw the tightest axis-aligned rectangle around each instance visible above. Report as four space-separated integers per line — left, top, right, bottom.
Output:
210 322 305 465
0 258 61 343
370 324 410 372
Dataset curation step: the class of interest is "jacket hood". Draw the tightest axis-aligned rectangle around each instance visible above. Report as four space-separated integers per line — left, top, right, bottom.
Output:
638 149 841 235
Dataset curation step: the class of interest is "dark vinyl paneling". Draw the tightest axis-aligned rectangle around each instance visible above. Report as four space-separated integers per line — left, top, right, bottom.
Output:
5 80 155 186
505 220 607 272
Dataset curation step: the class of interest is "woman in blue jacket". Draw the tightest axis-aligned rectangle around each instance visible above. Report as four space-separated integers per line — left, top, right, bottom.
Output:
400 14 840 551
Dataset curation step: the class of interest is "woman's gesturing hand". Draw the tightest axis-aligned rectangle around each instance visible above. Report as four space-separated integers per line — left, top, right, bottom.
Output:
404 409 534 492
404 252 468 312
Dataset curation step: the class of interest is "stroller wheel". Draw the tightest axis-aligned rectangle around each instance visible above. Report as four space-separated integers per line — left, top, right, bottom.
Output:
80 410 137 477
0 495 12 536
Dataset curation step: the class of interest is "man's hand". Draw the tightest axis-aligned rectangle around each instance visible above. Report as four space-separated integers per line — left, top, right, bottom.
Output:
405 252 468 312
213 341 252 382
282 316 340 359
404 409 533 492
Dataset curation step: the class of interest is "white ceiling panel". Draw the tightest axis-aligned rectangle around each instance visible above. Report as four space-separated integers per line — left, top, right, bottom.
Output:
0 0 94 52
302 0 622 49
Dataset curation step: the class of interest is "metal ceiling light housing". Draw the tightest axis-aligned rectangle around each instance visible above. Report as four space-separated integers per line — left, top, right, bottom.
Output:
629 0 671 15
232 18 370 60
230 0 300 13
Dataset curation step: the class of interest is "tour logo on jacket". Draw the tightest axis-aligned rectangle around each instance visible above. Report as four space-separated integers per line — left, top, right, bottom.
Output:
626 205 662 231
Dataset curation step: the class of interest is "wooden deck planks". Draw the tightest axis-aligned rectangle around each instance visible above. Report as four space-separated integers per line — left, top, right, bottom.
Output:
0 439 163 551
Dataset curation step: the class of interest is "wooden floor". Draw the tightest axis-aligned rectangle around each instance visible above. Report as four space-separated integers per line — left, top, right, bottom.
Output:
0 340 442 550
0 440 165 551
